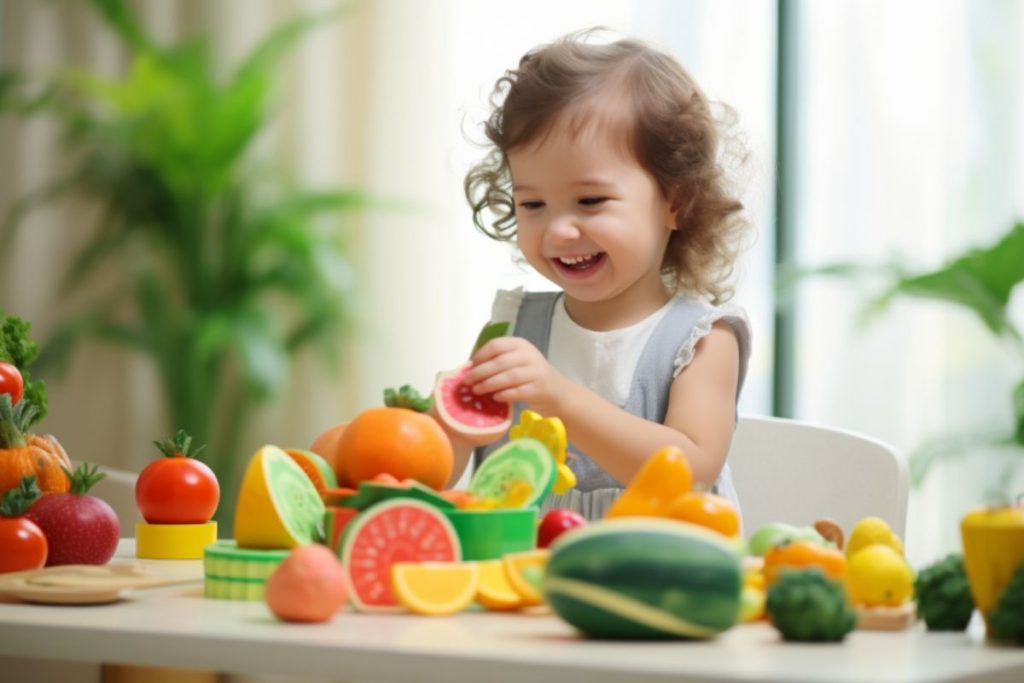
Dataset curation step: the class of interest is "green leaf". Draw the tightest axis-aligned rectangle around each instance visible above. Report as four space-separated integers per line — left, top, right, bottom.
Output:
880 222 1024 339
232 310 290 400
89 0 153 52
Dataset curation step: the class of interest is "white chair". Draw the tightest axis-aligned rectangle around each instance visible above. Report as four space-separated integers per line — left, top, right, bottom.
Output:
728 416 909 541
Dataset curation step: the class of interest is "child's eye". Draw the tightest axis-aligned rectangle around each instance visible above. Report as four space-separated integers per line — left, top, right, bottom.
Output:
518 201 545 210
579 197 608 207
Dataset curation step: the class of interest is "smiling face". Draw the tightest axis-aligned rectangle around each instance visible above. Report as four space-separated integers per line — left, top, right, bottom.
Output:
508 122 677 330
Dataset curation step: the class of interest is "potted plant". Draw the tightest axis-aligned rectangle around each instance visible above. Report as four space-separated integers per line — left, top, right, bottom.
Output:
784 222 1024 494
0 0 366 523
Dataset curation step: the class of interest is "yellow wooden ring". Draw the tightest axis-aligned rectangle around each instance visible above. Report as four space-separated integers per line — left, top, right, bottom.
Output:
136 521 218 559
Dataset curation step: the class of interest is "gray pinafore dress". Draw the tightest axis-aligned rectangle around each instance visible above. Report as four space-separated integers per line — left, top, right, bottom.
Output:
475 292 750 521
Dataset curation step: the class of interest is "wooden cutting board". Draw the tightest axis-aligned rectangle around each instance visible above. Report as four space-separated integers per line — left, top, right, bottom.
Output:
0 563 199 605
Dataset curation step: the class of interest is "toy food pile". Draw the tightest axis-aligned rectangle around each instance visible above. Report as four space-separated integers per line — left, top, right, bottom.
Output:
0 311 122 575
541 446 745 640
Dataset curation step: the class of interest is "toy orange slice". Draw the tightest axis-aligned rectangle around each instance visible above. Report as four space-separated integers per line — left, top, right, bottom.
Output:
475 559 524 610
391 562 480 616
503 548 549 606
283 448 338 492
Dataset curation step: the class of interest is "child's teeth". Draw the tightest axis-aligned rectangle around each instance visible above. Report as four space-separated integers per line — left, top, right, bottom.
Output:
560 254 597 265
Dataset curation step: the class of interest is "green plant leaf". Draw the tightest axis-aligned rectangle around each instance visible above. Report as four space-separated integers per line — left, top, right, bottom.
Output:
879 222 1024 340
89 0 153 52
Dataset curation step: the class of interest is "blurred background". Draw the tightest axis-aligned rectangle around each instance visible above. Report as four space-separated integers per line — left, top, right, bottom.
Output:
1 0 1022 568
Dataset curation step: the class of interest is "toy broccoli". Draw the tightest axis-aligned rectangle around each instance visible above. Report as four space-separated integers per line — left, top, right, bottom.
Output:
765 568 858 642
914 554 974 631
988 564 1024 645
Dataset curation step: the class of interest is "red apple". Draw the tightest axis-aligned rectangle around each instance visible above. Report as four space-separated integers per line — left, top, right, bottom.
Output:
538 508 587 548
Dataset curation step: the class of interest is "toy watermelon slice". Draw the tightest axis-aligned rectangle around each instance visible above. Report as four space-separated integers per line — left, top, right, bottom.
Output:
234 445 326 549
434 363 512 441
340 479 455 512
340 498 461 612
468 438 555 508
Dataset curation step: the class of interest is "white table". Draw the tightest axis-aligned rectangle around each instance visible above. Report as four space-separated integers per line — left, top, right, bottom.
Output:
1 541 1023 683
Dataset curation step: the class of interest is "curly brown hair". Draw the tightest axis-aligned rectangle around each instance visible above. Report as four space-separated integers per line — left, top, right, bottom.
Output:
464 31 750 304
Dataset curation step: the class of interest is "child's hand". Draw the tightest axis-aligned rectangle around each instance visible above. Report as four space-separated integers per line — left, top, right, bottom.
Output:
466 337 568 415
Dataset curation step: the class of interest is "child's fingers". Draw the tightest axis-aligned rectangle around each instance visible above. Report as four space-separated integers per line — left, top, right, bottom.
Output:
471 366 527 395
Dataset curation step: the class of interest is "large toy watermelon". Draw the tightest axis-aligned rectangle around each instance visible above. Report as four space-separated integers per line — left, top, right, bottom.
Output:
340 498 461 612
543 517 742 639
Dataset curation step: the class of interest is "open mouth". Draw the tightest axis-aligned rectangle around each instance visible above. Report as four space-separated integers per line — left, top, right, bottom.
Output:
553 252 605 274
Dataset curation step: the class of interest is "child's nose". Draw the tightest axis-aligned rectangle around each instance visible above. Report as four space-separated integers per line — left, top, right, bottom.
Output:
546 213 581 242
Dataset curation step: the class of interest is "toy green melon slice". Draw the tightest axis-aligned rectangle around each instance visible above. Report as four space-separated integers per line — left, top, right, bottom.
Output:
468 437 555 508
340 498 461 612
234 445 326 549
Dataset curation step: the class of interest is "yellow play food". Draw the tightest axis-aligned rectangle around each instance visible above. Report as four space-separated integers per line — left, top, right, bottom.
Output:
391 562 480 616
960 503 1024 622
845 544 914 607
135 521 217 559
502 548 548 606
475 559 524 610
509 410 576 494
846 517 904 558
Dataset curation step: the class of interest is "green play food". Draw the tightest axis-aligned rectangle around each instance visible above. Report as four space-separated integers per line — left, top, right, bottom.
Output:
914 553 975 631
988 564 1024 645
748 523 828 557
765 568 858 642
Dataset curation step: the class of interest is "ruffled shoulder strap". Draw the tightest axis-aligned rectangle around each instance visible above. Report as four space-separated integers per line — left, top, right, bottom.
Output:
671 302 752 399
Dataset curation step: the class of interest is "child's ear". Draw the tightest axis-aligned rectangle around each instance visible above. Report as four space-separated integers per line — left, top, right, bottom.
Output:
666 190 690 229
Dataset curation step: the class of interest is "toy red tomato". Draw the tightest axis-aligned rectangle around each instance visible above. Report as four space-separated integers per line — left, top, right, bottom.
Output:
0 475 48 573
135 431 219 524
538 508 587 548
0 362 23 405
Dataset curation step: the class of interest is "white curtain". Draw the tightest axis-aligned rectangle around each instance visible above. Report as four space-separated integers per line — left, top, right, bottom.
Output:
790 0 1024 566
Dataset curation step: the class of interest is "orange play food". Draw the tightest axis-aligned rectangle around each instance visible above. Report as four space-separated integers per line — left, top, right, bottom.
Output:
665 491 741 538
309 422 347 481
763 540 847 585
337 407 453 490
605 446 693 518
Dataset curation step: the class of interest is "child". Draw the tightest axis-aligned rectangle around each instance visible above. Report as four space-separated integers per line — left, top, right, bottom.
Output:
446 31 752 520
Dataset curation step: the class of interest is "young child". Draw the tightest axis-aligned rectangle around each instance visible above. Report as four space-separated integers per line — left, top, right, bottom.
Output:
446 31 752 520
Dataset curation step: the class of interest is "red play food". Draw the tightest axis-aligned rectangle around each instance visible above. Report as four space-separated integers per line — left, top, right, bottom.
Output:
434 363 512 442
27 463 119 566
136 430 219 524
0 362 23 405
265 543 348 623
0 475 47 573
341 499 461 612
537 508 587 548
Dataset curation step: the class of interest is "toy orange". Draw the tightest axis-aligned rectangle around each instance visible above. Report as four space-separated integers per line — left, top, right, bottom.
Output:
309 422 347 481
337 386 453 490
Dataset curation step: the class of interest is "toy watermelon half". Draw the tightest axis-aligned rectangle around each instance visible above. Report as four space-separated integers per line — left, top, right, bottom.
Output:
468 437 555 508
340 498 462 612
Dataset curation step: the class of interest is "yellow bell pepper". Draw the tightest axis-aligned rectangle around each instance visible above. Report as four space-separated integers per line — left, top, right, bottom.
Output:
605 446 694 518
960 503 1024 624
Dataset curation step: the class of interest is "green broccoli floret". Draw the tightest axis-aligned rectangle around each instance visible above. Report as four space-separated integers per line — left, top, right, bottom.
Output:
989 564 1024 645
914 553 975 631
0 309 47 428
766 568 858 642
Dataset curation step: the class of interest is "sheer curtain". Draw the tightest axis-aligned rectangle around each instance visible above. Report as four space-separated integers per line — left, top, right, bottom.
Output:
789 0 1024 566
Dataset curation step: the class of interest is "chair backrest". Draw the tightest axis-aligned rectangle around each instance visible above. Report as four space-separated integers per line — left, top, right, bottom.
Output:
728 416 908 541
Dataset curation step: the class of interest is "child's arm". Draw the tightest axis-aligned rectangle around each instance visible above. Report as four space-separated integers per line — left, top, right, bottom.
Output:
465 321 740 486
